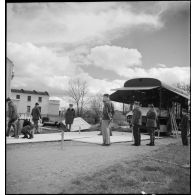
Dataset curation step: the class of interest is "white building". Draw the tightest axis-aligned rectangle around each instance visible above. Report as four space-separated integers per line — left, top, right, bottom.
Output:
11 89 60 117
6 58 14 98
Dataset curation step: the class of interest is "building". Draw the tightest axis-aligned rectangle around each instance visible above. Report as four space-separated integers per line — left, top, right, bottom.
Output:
6 58 14 98
11 89 60 117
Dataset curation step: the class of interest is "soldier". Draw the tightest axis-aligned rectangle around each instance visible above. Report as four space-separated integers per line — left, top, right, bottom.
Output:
6 97 19 138
31 103 42 136
65 104 75 131
21 119 34 139
131 101 142 146
146 104 157 146
101 94 114 146
180 108 189 146
98 96 114 136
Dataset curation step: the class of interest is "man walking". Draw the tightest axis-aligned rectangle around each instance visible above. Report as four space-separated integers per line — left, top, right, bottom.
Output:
146 104 157 146
31 103 41 136
65 104 75 131
180 108 189 146
101 94 114 146
6 97 19 138
131 101 142 146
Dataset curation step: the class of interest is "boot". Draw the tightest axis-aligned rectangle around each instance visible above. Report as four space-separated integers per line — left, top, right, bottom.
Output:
22 135 28 139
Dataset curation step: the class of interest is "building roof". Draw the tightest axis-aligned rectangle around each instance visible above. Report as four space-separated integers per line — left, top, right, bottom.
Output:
11 89 49 96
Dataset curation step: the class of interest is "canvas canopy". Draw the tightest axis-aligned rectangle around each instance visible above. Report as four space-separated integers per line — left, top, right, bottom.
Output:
110 78 189 108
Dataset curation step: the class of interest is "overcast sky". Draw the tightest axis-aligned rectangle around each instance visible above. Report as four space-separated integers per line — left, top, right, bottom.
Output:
7 1 190 106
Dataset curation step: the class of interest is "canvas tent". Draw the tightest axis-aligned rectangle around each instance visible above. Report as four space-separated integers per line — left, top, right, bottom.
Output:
62 117 91 131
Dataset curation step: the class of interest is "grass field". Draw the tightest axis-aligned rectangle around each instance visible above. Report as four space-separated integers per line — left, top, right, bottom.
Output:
62 141 190 194
6 137 190 194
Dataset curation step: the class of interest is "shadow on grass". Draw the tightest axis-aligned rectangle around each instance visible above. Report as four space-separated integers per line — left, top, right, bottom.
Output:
61 141 190 194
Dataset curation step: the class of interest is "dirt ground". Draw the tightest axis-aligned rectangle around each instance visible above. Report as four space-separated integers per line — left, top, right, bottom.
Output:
6 137 189 194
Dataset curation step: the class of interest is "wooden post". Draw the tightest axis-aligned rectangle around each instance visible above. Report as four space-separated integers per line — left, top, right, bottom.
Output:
61 130 64 150
158 87 162 135
159 87 162 113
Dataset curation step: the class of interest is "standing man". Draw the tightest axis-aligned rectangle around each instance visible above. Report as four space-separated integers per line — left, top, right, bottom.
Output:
6 97 19 138
65 104 75 131
31 103 41 136
101 94 114 146
131 101 142 146
180 108 189 146
146 104 157 146
98 96 114 136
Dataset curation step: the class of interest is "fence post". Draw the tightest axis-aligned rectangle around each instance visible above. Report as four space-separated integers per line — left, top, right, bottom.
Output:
61 129 64 150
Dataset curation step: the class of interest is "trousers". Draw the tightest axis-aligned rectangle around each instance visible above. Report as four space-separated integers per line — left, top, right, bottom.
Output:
101 120 111 145
133 125 141 145
33 119 39 135
181 128 188 145
66 123 72 131
7 118 18 137
148 127 155 145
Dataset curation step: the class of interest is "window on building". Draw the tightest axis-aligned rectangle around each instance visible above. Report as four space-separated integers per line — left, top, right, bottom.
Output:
27 106 31 113
38 97 42 102
16 95 20 99
27 96 31 101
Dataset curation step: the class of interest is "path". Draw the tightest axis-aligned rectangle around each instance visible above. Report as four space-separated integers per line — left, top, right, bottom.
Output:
6 131 159 145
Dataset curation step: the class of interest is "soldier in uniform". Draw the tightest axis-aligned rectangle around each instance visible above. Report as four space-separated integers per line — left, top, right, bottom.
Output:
6 97 19 138
180 108 189 146
101 94 114 146
98 96 114 136
21 119 34 139
65 104 75 131
31 103 42 136
146 104 157 146
131 101 142 146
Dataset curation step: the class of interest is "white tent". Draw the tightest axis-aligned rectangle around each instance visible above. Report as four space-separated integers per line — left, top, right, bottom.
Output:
62 117 91 131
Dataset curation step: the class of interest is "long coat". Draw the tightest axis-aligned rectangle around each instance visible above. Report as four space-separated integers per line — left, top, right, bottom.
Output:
65 108 75 124
8 101 18 120
146 109 157 128
132 107 142 126
31 106 41 121
180 114 189 131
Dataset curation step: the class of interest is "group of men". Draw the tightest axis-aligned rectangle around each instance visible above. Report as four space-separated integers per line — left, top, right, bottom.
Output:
100 94 158 146
6 96 189 146
6 97 76 138
100 94 189 147
6 97 41 139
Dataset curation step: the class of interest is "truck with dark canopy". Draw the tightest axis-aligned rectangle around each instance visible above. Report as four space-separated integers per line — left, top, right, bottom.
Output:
110 78 190 135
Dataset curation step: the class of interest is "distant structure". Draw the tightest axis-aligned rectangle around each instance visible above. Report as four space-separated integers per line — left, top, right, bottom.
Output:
6 58 14 98
11 89 60 117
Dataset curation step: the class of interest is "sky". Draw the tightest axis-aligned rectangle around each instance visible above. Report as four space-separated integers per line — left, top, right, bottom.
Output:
7 1 190 107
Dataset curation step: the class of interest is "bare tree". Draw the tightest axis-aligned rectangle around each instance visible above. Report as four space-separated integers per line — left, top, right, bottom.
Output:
89 93 103 123
66 78 88 117
176 82 190 95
